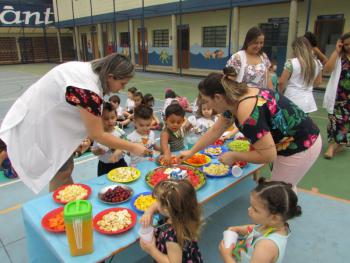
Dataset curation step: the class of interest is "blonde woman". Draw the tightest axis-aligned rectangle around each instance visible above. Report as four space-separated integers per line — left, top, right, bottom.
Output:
278 37 323 113
179 67 322 187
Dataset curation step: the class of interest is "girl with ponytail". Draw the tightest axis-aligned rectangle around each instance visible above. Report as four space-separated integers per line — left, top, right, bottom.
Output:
219 178 301 263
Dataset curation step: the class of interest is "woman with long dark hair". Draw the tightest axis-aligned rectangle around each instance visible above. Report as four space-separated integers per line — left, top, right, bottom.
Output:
323 32 350 159
226 27 273 89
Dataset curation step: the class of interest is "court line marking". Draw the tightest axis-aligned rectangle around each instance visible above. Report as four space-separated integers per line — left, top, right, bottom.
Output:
0 203 21 215
298 187 350 204
0 97 20 102
310 115 328 120
0 77 38 82
130 79 169 84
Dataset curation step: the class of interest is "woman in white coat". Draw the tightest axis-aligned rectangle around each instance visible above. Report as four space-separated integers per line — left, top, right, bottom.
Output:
0 54 148 193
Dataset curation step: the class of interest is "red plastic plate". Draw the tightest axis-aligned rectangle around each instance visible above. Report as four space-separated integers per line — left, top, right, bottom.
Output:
52 183 91 204
93 207 137 235
41 207 65 233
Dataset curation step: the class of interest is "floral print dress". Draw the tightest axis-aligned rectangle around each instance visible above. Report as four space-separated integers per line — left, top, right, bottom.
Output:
327 55 350 144
231 89 320 156
155 224 203 263
226 52 271 89
65 86 103 116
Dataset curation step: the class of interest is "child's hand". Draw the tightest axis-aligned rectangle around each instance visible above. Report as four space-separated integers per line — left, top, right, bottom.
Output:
139 236 156 254
140 210 153 227
228 226 241 234
162 153 172 165
228 225 253 236
109 150 123 163
219 240 235 262
91 146 106 156
335 39 343 54
130 144 148 156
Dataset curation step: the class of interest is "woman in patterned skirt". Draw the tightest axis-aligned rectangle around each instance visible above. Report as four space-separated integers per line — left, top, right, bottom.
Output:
323 32 350 159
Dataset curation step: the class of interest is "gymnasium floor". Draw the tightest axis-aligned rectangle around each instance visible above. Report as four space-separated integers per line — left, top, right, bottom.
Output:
0 64 349 263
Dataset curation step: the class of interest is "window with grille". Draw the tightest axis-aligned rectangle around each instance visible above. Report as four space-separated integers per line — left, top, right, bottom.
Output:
153 29 169 47
120 32 130 47
202 26 227 47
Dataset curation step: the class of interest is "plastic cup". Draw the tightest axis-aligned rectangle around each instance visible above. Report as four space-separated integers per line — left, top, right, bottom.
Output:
138 226 154 243
231 165 243 178
223 230 238 248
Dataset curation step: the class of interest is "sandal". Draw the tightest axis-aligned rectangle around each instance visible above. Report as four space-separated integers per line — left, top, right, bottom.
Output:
324 144 335 159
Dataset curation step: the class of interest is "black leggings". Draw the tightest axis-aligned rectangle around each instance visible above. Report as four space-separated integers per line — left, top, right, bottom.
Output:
97 158 128 177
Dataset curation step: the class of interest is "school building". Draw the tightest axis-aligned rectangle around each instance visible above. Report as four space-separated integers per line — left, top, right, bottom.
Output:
0 0 74 64
1 0 349 76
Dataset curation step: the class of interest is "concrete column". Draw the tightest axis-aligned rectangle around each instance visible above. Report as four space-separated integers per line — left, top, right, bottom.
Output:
232 7 239 53
74 26 81 60
15 37 21 62
171 14 178 72
97 23 104 57
56 28 63 62
129 19 135 64
286 0 298 59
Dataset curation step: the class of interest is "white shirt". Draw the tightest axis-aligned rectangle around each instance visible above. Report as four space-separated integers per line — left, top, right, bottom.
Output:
116 106 124 118
127 130 156 165
188 116 217 134
284 58 322 113
163 98 178 114
93 127 125 163
125 98 135 112
0 61 102 193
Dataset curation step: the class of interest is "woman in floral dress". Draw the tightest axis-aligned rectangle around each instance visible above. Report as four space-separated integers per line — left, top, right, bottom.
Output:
323 33 350 159
179 67 322 187
226 27 273 89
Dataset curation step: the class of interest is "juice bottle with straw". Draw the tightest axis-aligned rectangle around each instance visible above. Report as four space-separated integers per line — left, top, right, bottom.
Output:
64 200 94 256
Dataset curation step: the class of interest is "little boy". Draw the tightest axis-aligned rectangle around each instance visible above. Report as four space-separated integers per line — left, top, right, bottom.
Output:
127 104 160 166
91 102 128 176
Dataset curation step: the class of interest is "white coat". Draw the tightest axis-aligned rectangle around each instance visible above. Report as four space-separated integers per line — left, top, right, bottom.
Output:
0 62 102 193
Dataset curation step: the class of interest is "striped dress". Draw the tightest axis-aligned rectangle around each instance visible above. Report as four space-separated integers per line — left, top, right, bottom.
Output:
167 127 185 152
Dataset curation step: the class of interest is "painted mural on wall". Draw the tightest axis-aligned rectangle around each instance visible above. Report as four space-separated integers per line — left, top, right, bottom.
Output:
134 44 230 69
190 44 229 70
148 47 172 66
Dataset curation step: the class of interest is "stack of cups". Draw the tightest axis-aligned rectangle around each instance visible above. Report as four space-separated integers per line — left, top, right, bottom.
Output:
138 226 154 243
223 230 239 248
